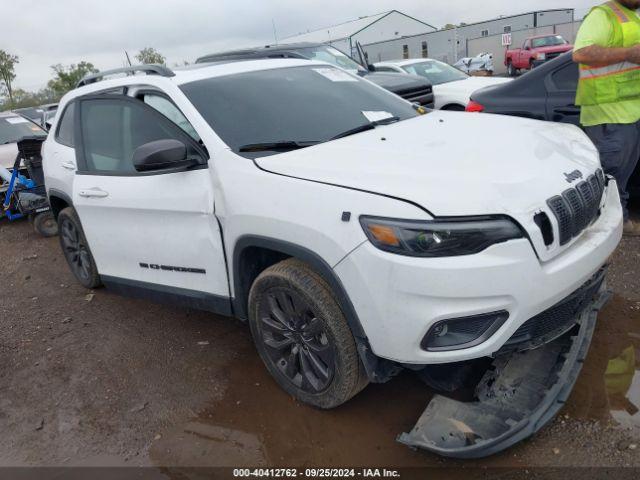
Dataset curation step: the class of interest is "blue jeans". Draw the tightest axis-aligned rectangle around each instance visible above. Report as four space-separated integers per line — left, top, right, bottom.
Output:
585 121 640 221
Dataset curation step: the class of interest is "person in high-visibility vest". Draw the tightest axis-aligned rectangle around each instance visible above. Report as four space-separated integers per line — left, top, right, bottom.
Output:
574 0 640 236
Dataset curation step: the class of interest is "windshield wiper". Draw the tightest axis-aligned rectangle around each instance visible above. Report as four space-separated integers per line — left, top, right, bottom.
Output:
238 141 320 153
330 116 401 141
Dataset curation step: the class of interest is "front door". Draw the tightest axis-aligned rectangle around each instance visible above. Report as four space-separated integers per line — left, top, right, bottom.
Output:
72 94 230 312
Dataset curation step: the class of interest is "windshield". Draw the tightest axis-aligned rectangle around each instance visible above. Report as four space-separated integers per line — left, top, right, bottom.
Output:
531 36 568 48
296 46 366 73
401 60 468 85
180 65 418 158
0 116 47 144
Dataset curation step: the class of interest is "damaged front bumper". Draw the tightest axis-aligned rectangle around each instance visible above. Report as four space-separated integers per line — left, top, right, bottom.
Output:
398 283 611 459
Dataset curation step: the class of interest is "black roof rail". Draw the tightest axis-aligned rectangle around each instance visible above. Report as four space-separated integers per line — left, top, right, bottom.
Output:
76 64 175 88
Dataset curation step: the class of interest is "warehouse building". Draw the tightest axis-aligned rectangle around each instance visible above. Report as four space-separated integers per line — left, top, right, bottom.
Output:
362 9 575 66
282 10 436 57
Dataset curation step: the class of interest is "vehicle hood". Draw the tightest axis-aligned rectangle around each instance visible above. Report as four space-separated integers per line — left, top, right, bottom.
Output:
0 143 18 170
536 44 573 54
254 111 601 218
363 71 432 92
435 77 512 97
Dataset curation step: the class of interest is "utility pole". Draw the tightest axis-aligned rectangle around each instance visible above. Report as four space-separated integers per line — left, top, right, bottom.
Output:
272 19 279 45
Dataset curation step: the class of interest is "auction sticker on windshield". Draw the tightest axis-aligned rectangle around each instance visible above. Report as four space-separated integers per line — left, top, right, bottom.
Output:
5 117 29 125
313 68 358 82
362 111 395 122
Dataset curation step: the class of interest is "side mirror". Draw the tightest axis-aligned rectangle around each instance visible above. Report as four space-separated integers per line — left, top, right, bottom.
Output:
133 139 199 172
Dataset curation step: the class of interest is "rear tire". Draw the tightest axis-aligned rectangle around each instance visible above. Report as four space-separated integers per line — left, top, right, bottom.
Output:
248 258 368 409
58 207 101 289
33 212 58 237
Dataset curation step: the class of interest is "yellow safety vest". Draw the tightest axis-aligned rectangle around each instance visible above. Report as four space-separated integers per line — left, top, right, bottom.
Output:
576 1 640 106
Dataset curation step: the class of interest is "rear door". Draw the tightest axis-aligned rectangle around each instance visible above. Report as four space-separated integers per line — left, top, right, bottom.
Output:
545 59 581 126
72 94 230 311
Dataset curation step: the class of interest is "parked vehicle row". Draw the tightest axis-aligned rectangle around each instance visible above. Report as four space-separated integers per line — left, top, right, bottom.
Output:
14 103 58 129
40 46 621 460
373 58 510 110
196 42 435 108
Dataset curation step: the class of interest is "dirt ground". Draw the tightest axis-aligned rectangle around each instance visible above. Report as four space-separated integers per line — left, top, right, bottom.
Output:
1 203 640 475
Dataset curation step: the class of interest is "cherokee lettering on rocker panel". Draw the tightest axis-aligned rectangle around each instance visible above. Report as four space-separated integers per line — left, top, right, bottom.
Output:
139 263 206 274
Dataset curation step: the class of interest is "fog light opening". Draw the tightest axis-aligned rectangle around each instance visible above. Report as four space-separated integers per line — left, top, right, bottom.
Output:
421 311 509 352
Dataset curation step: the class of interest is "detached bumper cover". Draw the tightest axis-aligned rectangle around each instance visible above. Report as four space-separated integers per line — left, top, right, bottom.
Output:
398 285 610 459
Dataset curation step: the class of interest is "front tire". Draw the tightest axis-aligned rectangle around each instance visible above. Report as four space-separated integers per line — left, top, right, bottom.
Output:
248 258 367 409
58 207 101 289
507 61 516 77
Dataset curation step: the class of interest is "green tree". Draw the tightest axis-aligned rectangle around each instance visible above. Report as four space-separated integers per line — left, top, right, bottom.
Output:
0 50 19 107
135 47 166 65
47 62 98 97
3 87 57 110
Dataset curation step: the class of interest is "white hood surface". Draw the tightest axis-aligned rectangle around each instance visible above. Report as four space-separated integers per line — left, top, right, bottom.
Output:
255 112 601 219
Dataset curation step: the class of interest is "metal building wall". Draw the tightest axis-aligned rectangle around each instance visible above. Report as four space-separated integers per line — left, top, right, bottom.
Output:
362 9 575 65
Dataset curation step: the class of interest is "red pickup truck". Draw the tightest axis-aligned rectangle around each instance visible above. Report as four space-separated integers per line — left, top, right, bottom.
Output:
505 34 573 76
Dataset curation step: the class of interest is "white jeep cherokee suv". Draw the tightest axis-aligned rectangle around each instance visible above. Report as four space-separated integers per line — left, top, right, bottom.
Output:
43 60 622 458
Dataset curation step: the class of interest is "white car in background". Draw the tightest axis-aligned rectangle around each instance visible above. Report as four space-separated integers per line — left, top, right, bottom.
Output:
374 58 511 110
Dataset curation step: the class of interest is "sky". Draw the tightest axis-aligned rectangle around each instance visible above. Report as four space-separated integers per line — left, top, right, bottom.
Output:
1 0 599 92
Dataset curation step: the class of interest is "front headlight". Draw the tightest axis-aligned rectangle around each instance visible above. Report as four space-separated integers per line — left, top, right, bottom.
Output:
536 52 546 61
360 216 524 257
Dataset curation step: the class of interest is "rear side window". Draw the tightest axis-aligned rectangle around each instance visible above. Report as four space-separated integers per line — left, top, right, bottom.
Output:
56 103 75 147
79 97 198 174
550 62 579 91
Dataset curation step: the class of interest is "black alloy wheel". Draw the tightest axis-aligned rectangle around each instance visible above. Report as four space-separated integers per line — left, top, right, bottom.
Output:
248 258 368 409
258 288 336 393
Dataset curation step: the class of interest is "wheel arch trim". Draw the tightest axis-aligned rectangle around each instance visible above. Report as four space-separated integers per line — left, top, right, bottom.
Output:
231 235 367 340
48 188 73 218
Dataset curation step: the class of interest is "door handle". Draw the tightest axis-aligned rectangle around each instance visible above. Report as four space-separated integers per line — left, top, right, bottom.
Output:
553 105 580 115
79 188 109 198
61 160 76 170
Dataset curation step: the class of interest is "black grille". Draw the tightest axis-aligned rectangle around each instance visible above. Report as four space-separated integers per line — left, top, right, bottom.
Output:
547 169 605 246
546 52 561 61
503 267 606 351
397 86 434 107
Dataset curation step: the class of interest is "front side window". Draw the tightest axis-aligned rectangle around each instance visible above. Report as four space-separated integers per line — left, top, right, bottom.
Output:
550 62 579 91
402 60 468 85
180 66 418 158
79 97 200 173
55 102 75 147
297 46 366 73
142 93 200 141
